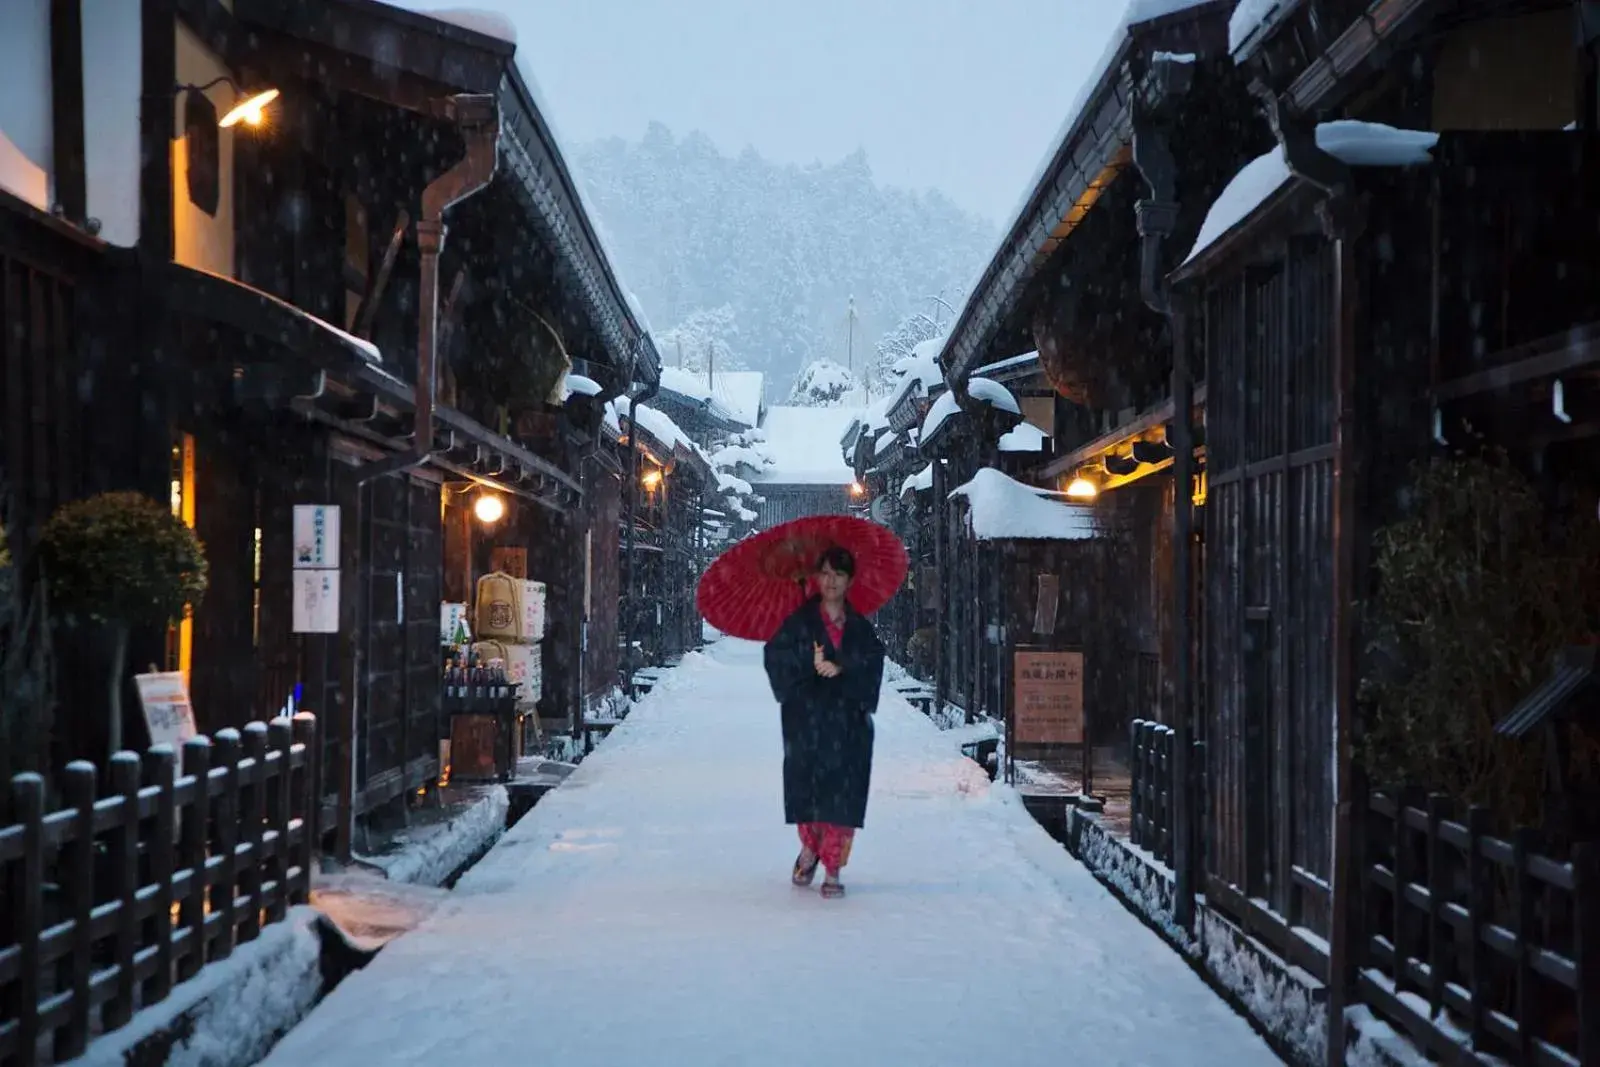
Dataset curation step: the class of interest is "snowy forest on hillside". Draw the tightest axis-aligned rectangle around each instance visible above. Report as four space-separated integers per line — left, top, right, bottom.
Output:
573 123 993 402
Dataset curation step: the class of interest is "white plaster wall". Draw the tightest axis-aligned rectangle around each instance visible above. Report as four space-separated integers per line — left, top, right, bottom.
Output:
0 0 54 209
81 0 141 246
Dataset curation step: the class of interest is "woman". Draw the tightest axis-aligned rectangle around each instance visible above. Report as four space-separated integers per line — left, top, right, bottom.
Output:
762 545 885 899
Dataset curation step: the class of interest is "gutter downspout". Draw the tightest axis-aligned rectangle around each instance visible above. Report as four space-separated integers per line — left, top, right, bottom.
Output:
1132 50 1196 933
335 93 499 863
621 370 660 684
568 359 623 745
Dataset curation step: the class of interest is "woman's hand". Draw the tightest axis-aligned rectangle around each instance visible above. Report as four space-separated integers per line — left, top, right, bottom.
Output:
813 642 841 679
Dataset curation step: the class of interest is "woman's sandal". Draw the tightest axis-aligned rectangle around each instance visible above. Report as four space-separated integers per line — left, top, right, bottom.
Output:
792 851 820 887
820 878 845 899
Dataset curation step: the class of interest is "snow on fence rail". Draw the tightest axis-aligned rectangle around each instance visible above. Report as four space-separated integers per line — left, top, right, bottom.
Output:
1357 788 1599 1067
0 715 319 1066
1128 719 1174 866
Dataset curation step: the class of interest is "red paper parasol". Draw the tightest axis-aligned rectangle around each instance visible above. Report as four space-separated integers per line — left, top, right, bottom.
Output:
696 515 909 642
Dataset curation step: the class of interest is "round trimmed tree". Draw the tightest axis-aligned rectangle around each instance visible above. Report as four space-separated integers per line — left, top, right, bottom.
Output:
40 491 207 754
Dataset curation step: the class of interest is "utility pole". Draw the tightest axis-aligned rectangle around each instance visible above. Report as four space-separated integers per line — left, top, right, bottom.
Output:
706 340 714 389
846 295 856 374
677 337 684 370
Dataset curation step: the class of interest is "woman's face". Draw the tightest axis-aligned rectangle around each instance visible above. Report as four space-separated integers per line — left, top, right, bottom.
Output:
816 562 852 603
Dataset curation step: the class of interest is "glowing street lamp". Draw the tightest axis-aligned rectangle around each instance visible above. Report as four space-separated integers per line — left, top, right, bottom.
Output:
219 87 281 128
473 493 505 524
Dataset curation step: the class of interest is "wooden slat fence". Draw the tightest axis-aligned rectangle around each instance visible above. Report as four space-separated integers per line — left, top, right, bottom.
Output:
0 714 319 1067
1129 718 1173 865
1357 788 1598 1067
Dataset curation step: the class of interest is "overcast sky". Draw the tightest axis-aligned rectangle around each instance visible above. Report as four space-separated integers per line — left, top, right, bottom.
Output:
436 0 1128 224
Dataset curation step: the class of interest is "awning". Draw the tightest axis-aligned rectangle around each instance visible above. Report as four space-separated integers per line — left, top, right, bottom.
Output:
157 263 581 510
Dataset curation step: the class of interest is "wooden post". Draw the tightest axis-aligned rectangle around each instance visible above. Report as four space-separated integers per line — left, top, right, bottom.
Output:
1170 296 1197 933
103 753 142 1030
268 718 296 922
56 761 96 1061
1425 793 1450 1020
293 713 318 901
240 723 268 942
6 773 45 1067
142 745 177 1006
1513 827 1541 1063
178 737 211 980
1130 719 1145 849
1464 805 1491 1049
211 730 242 961
1575 841 1598 1067
1325 198 1364 1067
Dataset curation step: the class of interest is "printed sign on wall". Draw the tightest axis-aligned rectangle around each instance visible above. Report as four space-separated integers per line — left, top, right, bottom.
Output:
1012 650 1085 745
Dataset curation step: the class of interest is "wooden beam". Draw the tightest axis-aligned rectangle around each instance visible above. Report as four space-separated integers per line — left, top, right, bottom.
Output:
49 0 87 224
1431 322 1600 401
140 0 177 262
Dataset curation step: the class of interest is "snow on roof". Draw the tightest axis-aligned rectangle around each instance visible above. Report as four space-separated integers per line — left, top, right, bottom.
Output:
564 374 602 398
752 405 862 485
710 371 765 428
1000 422 1050 452
943 0 1215 365
0 130 48 212
901 464 935 498
950 468 1100 542
606 399 690 455
975 351 1041 377
922 391 961 440
659 367 741 424
412 7 517 41
968 378 1021 415
884 336 948 413
1183 122 1439 266
1228 0 1283 54
922 377 1019 440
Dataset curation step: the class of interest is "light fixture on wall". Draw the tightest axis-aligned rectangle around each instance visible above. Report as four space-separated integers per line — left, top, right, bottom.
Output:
473 493 505 524
849 480 866 498
642 469 663 490
1065 475 1098 501
175 76 280 217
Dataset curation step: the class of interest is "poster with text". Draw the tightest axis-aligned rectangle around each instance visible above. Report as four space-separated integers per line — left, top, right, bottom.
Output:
293 570 340 633
1012 650 1085 745
135 672 199 752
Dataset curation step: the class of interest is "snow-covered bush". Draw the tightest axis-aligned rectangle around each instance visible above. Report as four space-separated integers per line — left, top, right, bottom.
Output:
789 358 857 407
870 312 942 396
707 428 772 532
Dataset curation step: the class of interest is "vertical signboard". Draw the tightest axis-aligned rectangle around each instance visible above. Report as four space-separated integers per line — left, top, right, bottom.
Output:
292 505 340 634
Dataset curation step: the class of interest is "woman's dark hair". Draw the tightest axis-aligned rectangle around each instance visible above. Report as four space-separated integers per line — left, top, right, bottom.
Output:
816 545 855 577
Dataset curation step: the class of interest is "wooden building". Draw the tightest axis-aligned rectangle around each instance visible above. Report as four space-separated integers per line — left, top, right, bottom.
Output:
0 0 660 858
929 0 1600 1061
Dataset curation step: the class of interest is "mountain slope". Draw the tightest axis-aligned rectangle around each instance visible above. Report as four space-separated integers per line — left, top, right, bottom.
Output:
573 123 994 395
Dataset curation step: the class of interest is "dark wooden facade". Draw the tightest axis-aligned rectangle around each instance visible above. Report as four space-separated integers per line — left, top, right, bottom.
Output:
1 0 658 856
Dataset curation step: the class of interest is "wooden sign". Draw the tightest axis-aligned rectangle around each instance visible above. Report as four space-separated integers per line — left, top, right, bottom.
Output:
134 672 199 751
449 715 502 782
490 547 528 579
1012 650 1084 744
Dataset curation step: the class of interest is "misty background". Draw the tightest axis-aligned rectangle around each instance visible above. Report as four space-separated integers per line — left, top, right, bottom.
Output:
423 1 1128 396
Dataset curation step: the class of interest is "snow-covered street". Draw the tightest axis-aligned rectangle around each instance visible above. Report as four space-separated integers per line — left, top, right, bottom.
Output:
262 640 1282 1066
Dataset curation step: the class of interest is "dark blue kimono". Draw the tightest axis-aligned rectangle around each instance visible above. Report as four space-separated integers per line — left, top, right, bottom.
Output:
763 597 885 829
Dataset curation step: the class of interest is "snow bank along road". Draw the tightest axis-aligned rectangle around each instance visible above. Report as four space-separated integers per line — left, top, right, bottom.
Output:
263 640 1281 1066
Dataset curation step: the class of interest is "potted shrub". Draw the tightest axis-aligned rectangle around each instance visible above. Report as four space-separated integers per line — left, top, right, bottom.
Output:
39 491 207 754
